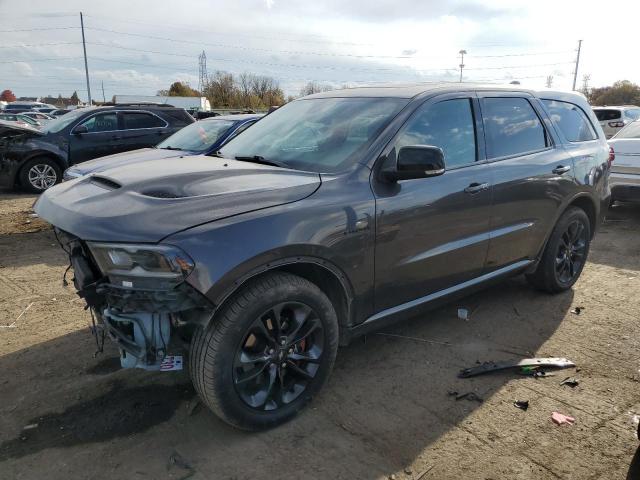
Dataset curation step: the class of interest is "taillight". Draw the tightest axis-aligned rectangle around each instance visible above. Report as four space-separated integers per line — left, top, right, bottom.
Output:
608 121 624 128
608 146 615 167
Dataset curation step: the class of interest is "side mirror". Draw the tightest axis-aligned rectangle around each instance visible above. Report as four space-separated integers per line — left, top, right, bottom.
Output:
73 125 88 135
384 145 445 182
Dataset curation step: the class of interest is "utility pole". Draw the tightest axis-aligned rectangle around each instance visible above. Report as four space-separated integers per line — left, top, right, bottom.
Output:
101 81 105 103
572 39 582 91
80 12 92 105
459 50 467 82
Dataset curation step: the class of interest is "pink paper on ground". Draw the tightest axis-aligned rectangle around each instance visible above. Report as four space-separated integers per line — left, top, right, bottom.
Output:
551 411 575 425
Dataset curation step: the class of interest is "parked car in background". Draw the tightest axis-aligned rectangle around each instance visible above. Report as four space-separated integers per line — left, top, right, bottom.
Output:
0 104 194 192
63 113 263 180
608 120 640 203
34 107 57 115
3 102 54 114
0 113 42 128
592 106 640 138
22 111 55 125
49 109 71 117
35 85 610 430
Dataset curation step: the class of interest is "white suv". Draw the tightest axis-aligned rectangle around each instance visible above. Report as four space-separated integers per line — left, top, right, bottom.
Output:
592 106 640 138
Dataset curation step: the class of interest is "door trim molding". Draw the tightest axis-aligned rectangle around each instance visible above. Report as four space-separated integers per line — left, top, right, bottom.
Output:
362 259 532 325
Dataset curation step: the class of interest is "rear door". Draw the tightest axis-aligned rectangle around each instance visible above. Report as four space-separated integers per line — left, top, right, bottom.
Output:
68 111 119 164
480 93 576 271
373 93 493 312
117 111 169 153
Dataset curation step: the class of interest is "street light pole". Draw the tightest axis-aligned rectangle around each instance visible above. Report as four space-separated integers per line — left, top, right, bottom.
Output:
459 50 467 83
572 40 582 91
80 12 92 105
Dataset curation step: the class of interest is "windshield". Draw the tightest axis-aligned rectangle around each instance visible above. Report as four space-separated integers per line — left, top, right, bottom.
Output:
219 97 408 173
41 108 89 133
615 121 640 139
157 119 236 152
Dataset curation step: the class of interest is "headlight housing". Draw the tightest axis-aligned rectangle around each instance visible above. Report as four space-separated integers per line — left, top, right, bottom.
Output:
87 243 195 290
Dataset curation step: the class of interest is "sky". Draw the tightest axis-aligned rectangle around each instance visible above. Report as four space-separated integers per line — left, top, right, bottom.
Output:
0 0 638 102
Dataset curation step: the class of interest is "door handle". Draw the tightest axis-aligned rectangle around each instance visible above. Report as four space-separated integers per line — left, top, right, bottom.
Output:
464 182 489 194
552 165 571 174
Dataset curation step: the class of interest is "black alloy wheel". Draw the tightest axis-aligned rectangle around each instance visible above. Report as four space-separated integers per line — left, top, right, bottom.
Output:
189 272 339 430
233 301 324 411
555 219 588 285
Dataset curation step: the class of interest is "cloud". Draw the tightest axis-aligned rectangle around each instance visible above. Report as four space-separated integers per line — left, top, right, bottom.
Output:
13 62 33 76
265 0 275 8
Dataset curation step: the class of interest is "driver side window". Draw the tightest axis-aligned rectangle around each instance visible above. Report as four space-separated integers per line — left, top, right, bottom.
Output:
395 98 477 169
79 113 118 133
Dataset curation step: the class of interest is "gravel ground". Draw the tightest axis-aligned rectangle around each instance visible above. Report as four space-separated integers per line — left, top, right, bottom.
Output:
1 191 639 480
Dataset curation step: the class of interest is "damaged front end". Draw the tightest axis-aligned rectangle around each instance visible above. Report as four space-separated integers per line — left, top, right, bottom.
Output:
58 229 213 371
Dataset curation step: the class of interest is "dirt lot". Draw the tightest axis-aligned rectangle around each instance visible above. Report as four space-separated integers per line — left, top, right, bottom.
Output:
1 191 640 480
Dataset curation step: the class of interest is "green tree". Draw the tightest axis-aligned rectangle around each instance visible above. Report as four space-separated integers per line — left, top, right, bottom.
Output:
70 91 80 104
588 80 640 106
167 81 200 97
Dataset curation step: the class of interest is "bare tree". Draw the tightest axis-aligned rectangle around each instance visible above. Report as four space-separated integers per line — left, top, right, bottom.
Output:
299 81 333 97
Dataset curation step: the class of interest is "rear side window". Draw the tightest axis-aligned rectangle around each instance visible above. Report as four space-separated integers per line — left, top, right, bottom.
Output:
481 97 547 159
542 99 597 142
79 113 118 132
163 109 196 126
594 109 621 121
121 112 165 129
395 98 477 169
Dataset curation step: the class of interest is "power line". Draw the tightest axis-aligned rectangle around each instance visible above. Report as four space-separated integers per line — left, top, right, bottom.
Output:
0 42 81 48
0 26 78 32
468 50 574 58
466 62 574 71
84 26 415 60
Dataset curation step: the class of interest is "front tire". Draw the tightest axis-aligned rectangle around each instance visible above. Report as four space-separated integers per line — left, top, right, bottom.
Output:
526 207 591 293
19 157 61 193
190 272 339 430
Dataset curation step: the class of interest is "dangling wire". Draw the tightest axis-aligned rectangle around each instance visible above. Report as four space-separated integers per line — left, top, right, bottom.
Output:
89 308 105 357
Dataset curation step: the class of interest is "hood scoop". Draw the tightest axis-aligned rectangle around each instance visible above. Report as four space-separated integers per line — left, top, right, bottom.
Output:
141 189 186 199
91 176 121 190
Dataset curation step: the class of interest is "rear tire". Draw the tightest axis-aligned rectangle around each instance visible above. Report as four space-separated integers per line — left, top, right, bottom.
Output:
19 157 61 193
190 272 339 430
526 207 591 293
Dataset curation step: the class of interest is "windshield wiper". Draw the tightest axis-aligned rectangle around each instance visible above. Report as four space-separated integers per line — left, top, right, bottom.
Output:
234 155 287 168
160 146 183 151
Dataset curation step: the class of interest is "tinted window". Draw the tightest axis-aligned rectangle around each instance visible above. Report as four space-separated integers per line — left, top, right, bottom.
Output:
79 113 118 132
614 121 640 139
219 97 408 173
543 99 597 142
594 109 621 121
121 112 165 129
163 109 196 126
395 98 476 168
482 97 547 158
624 109 640 121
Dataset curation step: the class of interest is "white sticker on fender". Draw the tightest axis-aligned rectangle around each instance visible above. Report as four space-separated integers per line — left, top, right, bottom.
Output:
160 355 183 371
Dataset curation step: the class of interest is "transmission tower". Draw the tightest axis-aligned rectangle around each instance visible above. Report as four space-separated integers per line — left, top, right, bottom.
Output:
198 51 208 93
581 74 591 95
545 75 554 88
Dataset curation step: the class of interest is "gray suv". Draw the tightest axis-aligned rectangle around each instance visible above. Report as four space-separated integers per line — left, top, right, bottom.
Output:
35 84 611 430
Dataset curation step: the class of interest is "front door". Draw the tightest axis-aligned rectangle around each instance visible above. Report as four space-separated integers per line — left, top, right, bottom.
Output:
372 94 492 313
69 112 119 164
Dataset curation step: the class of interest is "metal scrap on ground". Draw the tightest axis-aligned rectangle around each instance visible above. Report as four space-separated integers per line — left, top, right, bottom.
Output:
458 357 575 378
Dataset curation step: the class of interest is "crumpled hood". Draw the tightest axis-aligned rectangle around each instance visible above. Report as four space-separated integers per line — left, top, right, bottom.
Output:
35 155 321 243
0 119 43 137
66 148 186 177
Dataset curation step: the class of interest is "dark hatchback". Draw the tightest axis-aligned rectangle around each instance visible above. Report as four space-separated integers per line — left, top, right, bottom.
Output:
63 114 262 180
0 104 194 192
36 84 611 430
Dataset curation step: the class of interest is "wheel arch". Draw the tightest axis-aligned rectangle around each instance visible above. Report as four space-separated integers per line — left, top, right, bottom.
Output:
205 256 355 333
566 193 597 239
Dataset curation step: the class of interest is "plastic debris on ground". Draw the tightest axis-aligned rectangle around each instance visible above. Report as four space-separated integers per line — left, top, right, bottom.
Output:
551 411 575 425
560 377 580 388
514 400 529 411
458 357 575 378
457 308 469 321
570 306 584 315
